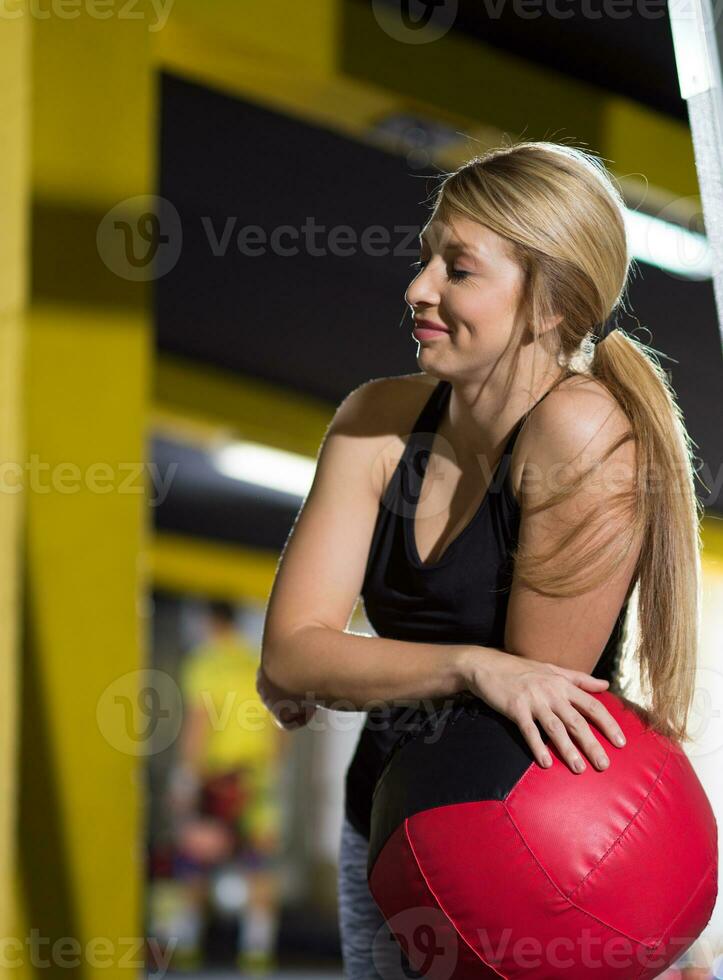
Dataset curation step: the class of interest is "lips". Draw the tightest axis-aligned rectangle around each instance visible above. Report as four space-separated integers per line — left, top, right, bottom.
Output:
413 318 450 340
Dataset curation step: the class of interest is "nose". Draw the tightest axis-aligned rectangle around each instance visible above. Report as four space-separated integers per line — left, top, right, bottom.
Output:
405 263 440 311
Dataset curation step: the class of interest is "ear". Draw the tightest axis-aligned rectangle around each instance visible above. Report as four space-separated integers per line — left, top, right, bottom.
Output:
522 311 563 345
538 311 564 336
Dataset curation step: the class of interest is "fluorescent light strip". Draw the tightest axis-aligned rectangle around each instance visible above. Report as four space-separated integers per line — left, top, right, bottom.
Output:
625 207 712 280
213 442 316 498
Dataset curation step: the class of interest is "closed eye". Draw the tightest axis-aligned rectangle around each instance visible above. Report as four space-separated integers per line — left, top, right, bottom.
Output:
410 259 469 283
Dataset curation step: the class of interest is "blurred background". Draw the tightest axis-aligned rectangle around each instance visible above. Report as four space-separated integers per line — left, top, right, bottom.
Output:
2 0 723 977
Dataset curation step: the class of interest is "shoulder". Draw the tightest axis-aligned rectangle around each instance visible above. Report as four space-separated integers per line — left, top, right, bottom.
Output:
514 373 636 500
323 372 440 499
525 373 631 447
317 373 437 500
327 371 438 439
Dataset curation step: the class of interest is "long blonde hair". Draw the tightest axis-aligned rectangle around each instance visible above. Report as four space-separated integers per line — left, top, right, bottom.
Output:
431 139 703 743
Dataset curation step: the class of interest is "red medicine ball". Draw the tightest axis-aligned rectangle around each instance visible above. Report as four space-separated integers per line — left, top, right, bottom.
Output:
368 691 718 979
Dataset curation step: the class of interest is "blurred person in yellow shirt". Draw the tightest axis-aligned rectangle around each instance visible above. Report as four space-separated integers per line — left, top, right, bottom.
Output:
168 599 289 974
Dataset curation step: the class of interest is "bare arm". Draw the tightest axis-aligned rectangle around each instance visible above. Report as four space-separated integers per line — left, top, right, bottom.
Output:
469 378 641 771
503 378 642 669
264 627 471 711
261 377 474 712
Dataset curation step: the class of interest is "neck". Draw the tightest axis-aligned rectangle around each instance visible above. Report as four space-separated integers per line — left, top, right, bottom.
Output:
441 355 568 460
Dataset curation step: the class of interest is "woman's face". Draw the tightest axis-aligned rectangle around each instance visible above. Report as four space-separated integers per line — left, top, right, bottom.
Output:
405 214 528 379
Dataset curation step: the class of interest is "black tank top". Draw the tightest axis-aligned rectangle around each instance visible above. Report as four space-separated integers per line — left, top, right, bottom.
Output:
344 373 628 840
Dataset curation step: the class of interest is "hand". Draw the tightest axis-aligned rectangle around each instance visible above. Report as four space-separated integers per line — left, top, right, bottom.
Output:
461 647 627 773
256 664 318 731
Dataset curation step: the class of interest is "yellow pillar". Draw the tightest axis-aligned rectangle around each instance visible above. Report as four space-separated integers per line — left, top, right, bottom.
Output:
0 2 29 961
11 4 156 977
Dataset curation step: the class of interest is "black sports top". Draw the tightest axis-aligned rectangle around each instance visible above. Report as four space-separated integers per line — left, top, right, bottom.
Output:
344 372 628 840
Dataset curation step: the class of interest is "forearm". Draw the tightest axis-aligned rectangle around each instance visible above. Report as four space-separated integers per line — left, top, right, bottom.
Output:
262 625 482 711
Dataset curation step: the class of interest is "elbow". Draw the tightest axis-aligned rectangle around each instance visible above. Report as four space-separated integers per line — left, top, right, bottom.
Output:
260 640 291 692
261 627 311 694
261 622 328 695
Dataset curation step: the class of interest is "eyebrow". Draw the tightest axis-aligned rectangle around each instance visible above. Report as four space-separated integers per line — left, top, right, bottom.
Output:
418 232 481 258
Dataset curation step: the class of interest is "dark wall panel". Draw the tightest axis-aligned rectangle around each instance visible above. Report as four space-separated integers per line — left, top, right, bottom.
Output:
155 70 722 549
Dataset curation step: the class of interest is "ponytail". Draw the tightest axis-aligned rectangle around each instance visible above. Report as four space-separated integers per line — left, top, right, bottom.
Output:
432 138 704 743
590 330 703 743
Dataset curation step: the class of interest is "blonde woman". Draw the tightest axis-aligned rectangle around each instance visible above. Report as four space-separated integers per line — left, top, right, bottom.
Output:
258 140 702 979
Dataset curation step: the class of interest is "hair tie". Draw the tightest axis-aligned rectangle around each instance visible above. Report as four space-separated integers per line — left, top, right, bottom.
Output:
591 309 620 345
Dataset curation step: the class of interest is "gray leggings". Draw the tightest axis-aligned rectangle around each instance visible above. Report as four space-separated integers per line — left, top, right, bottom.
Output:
337 815 424 980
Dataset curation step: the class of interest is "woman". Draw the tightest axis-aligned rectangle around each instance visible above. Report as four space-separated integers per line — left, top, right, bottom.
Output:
258 140 702 979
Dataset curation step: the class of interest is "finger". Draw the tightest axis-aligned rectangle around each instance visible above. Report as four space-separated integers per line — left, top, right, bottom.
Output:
568 690 627 749
536 709 588 773
553 703 611 770
566 671 609 689
547 665 609 689
513 709 554 769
